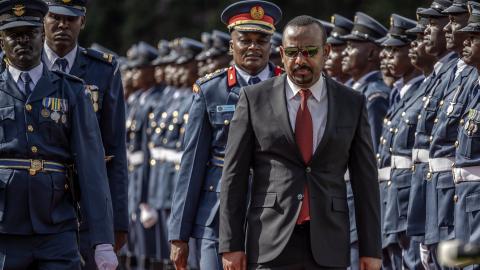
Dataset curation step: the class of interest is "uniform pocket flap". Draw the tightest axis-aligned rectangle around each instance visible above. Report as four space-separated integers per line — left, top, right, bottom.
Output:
436 173 455 189
466 193 480 213
0 106 14 121
251 193 277 208
332 197 348 212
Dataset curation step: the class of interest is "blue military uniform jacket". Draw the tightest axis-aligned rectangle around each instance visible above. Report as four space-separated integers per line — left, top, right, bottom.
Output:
0 66 114 246
169 64 282 241
354 71 390 153
62 47 129 233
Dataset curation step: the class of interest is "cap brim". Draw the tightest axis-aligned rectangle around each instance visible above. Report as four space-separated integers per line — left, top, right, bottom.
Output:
381 37 410 47
458 24 480 33
232 24 274 35
417 8 447 17
341 33 368 42
176 55 195 65
327 36 346 45
406 26 426 34
442 5 467 14
49 5 85 17
0 21 43 31
195 51 208 61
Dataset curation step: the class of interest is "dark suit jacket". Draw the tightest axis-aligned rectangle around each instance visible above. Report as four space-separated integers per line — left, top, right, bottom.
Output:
219 74 382 267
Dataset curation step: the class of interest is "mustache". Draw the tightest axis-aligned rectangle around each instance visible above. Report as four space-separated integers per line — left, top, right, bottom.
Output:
293 65 312 73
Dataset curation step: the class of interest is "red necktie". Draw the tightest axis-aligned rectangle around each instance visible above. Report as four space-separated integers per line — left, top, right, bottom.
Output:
295 89 312 224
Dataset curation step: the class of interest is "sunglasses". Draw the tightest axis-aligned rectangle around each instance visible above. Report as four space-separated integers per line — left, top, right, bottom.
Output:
283 46 320 58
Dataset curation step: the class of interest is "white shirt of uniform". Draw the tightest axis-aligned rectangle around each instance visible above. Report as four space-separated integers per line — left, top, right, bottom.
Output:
400 75 425 99
286 74 328 153
43 43 78 73
8 63 43 95
235 64 270 83
351 70 379 90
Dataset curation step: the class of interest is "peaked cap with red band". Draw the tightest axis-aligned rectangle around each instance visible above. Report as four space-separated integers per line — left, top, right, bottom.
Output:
220 0 282 35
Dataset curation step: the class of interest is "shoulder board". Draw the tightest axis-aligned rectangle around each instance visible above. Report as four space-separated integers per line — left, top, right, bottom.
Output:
367 92 389 101
274 66 284 76
52 70 85 84
82 48 114 64
196 67 228 85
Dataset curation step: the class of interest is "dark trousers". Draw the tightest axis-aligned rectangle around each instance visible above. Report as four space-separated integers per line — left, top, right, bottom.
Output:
0 230 81 270
248 223 346 270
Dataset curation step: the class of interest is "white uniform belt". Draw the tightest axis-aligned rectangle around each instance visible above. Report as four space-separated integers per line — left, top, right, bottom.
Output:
453 167 480 183
150 147 183 164
128 151 144 166
378 167 391 182
391 155 413 169
412 149 429 163
428 157 454 173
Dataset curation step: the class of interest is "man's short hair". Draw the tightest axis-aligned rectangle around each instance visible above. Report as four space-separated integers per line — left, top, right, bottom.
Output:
283 15 327 45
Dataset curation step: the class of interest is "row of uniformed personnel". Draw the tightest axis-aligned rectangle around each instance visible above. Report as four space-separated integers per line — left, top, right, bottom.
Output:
119 0 480 270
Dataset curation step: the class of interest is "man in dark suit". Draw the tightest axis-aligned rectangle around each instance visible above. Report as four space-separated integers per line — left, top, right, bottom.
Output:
220 15 382 270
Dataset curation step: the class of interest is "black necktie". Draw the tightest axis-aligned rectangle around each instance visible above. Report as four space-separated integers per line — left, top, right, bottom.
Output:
55 58 68 72
248 76 261 85
20 72 32 96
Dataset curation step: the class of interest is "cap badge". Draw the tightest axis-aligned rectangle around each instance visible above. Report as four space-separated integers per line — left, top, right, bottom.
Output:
390 16 394 28
331 15 335 24
12 4 25 17
62 0 72 3
250 6 264 20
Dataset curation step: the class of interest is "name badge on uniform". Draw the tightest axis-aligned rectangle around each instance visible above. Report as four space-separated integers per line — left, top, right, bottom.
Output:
86 85 100 112
216 105 235 112
42 97 69 124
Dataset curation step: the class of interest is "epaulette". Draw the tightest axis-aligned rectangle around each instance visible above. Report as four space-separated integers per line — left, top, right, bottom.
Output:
52 70 85 84
196 68 228 85
82 48 114 65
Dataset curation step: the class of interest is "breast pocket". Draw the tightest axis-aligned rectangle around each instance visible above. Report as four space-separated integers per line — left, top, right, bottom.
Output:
38 114 69 147
441 103 464 141
397 114 418 151
0 106 17 143
209 110 234 147
458 119 480 159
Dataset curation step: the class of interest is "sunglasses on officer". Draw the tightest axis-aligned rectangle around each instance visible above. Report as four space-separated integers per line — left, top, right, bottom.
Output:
283 46 320 58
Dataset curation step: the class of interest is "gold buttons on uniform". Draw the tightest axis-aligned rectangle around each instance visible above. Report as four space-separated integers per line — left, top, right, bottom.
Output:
439 100 444 106
429 136 433 142
168 125 174 131
162 112 168 118
173 111 179 117
387 181 392 186
150 159 156 166
155 127 161 134
454 195 458 203
434 118 439 123
460 119 465 126
426 172 432 180
209 185 214 191
25 104 32 111
27 125 34 132
455 141 459 148
149 113 155 119
224 120 230 126
31 146 38 153
64 184 69 190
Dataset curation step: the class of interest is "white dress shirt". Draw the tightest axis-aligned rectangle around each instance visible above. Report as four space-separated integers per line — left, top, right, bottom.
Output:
286 74 328 153
8 63 43 94
433 51 456 76
400 75 424 99
43 43 78 73
235 64 270 83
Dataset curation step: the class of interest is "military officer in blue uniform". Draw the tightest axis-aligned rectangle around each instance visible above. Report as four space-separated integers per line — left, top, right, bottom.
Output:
41 1 129 268
168 1 283 269
125 41 164 269
380 14 425 269
453 4 480 269
341 12 390 154
196 30 232 78
325 14 353 85
145 37 203 269
0 0 117 268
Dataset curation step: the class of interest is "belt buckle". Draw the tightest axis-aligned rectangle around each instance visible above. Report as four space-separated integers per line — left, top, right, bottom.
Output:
29 159 44 176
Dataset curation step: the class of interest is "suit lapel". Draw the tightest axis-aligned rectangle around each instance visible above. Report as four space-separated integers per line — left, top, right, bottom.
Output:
0 70 26 102
69 47 87 78
28 67 59 103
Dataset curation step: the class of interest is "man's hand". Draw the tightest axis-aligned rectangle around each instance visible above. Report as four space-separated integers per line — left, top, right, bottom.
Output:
170 240 189 270
114 231 128 252
359 257 382 270
222 251 246 270
94 244 119 270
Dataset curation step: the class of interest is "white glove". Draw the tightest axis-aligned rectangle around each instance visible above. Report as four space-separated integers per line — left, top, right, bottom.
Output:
94 244 118 270
139 203 158 228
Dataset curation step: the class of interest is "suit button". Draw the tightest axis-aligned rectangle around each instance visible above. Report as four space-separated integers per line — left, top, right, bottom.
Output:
426 172 432 180
150 159 156 166
31 146 38 153
455 141 459 148
64 184 69 190
439 100 444 106
305 167 311 173
460 119 465 126
25 104 32 111
27 125 34 132
454 195 458 203
387 181 391 186
434 118 438 123
297 194 304 201
209 185 214 191
224 120 230 126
